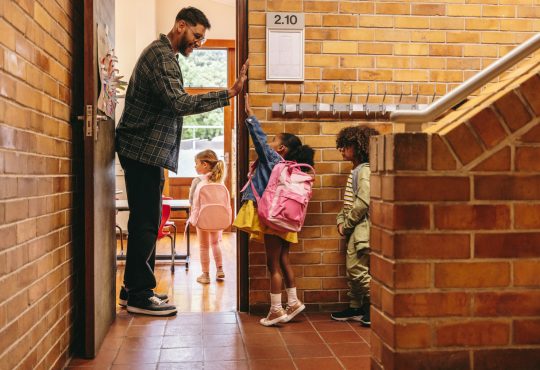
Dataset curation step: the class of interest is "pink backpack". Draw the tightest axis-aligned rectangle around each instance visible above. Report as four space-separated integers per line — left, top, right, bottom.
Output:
247 161 315 232
189 182 232 231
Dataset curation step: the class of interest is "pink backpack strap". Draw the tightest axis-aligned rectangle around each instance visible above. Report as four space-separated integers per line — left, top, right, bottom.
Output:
240 160 259 193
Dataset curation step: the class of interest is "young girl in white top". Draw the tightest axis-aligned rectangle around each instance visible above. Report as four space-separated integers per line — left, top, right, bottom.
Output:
189 149 226 284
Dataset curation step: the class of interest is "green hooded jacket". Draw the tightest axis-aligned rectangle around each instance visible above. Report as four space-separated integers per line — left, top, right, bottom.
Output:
337 163 370 252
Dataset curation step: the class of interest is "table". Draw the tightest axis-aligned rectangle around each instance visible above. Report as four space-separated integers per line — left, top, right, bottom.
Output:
115 199 191 268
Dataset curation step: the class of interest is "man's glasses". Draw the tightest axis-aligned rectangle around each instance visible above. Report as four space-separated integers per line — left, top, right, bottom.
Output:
187 25 207 47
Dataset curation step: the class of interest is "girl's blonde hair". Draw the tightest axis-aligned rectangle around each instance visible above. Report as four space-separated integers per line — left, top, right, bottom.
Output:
196 149 225 183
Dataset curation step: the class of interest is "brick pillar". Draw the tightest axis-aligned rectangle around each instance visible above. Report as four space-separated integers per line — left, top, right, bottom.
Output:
370 72 540 370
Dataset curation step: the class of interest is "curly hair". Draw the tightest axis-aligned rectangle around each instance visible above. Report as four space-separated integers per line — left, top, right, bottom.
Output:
336 126 380 163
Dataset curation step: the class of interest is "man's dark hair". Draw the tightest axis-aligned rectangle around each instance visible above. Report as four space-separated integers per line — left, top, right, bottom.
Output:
176 7 211 29
336 126 380 163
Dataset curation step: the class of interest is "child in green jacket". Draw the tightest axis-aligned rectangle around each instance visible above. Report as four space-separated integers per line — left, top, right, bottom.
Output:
331 126 379 327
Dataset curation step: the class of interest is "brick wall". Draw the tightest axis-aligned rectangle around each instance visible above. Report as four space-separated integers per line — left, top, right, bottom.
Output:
0 1 82 369
246 0 540 311
369 56 540 368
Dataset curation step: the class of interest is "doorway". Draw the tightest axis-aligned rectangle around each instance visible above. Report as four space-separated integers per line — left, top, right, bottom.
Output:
113 0 242 314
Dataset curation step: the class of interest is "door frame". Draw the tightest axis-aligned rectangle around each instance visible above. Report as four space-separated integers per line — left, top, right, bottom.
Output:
236 0 249 312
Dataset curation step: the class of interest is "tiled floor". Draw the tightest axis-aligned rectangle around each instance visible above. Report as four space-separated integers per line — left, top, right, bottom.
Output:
66 233 372 369
66 312 371 369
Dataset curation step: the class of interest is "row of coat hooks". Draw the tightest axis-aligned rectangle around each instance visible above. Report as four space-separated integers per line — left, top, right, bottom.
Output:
271 83 432 118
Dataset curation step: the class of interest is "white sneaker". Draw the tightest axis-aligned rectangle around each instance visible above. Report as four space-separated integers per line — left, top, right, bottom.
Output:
197 273 210 284
259 308 287 327
216 267 225 280
282 301 305 323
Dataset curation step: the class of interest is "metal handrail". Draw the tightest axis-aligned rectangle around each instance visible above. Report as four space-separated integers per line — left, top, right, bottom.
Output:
390 33 540 124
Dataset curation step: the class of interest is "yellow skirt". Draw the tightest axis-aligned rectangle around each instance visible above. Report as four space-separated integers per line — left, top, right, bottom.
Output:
233 201 298 244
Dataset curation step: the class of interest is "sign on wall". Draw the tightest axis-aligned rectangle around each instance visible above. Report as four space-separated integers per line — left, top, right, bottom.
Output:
266 12 304 81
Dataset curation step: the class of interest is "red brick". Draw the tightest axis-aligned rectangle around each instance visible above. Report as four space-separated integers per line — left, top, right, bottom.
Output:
475 175 540 200
513 260 540 286
394 350 469 370
392 176 469 201
371 307 395 346
395 322 431 349
514 319 540 344
371 279 382 309
514 203 540 229
474 291 540 316
468 108 508 149
475 233 540 258
474 349 540 370
371 202 430 230
395 263 430 289
434 204 510 230
494 91 532 132
304 290 339 302
394 234 470 259
371 254 394 288
385 133 428 171
445 123 484 165
435 262 510 288
472 146 511 171
519 74 540 116
431 134 457 170
516 146 540 171
394 293 469 317
436 320 509 346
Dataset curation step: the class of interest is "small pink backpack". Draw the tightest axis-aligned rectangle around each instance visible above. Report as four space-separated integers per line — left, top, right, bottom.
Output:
248 161 315 232
189 182 232 231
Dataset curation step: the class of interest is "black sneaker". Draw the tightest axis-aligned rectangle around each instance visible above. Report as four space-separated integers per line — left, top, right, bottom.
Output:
330 307 363 321
119 286 169 307
359 307 370 327
127 296 177 316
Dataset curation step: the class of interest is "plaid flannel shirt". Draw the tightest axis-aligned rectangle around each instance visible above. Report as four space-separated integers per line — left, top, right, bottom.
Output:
116 34 230 172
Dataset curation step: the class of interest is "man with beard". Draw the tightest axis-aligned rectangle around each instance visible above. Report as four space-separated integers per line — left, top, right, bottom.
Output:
115 7 248 316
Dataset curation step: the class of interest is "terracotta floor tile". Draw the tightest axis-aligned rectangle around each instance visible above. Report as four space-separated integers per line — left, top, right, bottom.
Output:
166 313 203 326
160 335 202 349
110 364 157 370
286 344 333 358
340 356 371 369
120 336 163 350
203 323 240 335
245 344 290 359
281 332 324 346
277 319 316 332
319 330 363 344
329 342 371 357
239 322 280 334
294 357 344 370
157 362 203 370
159 347 204 362
248 358 296 370
305 312 334 322
126 325 165 337
312 320 355 332
164 324 202 336
113 349 161 364
203 360 249 370
203 344 246 361
202 334 244 347
131 316 169 326
101 335 124 351
242 332 284 347
203 313 238 324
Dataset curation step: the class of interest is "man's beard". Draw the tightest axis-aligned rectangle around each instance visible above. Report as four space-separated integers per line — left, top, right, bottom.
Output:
178 33 192 57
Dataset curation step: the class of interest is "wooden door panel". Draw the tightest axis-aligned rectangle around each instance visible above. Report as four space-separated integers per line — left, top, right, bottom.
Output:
83 0 116 357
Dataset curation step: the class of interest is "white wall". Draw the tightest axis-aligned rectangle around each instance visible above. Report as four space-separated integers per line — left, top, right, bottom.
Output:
155 0 236 40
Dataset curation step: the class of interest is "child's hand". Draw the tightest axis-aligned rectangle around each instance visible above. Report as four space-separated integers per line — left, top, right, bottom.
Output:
245 93 254 116
337 224 344 236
